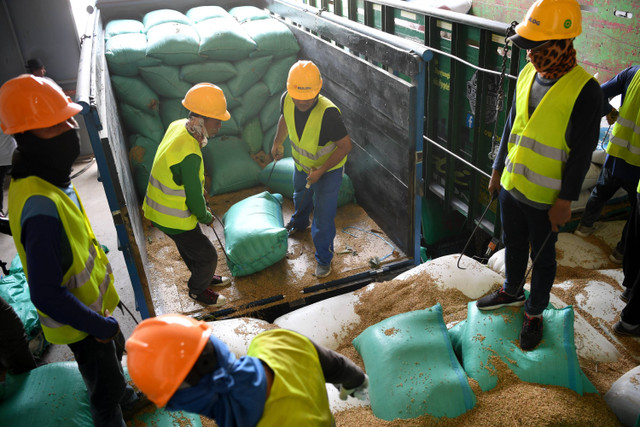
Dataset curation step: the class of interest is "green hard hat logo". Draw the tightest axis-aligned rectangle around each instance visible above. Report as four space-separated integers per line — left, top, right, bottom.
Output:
564 19 572 29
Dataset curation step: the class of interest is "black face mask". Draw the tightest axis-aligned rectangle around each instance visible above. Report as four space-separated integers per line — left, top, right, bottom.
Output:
12 128 80 187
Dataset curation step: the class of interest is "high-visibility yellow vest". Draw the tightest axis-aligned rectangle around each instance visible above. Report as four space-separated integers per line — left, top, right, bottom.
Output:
284 94 347 173
8 176 119 345
249 329 333 427
501 63 593 205
606 69 640 166
143 120 204 230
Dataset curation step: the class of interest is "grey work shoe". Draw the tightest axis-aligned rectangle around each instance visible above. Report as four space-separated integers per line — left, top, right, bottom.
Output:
609 248 623 264
613 320 640 337
520 313 543 351
574 223 595 237
476 289 525 311
315 263 332 278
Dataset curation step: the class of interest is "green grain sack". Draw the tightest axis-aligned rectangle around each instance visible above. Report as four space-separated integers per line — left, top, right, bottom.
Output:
229 6 271 23
180 61 237 84
218 115 240 137
227 56 272 97
222 191 287 277
105 33 161 77
0 255 40 347
201 136 261 195
139 65 192 98
353 304 476 421
448 303 597 395
119 103 165 142
129 134 158 170
104 19 144 39
111 75 159 114
259 94 281 130
186 5 230 23
143 9 193 31
159 98 188 130
242 116 263 154
262 55 297 95
242 19 300 59
218 83 241 109
132 162 151 200
146 22 203 66
232 83 270 128
196 17 257 61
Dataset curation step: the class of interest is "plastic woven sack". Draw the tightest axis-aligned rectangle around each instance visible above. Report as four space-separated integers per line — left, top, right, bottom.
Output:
104 19 144 39
227 56 272 97
111 76 159 114
218 115 240 137
129 134 158 170
229 6 271 23
119 103 165 142
262 55 297 96
259 94 281 131
186 5 230 23
222 191 287 276
146 22 203 66
143 9 193 31
133 163 151 200
233 83 270 127
201 136 261 195
180 61 237 84
139 65 191 99
242 19 300 59
242 116 263 154
0 255 40 341
352 304 476 420
218 83 241 110
448 303 597 395
159 99 188 130
105 33 161 77
262 125 293 158
196 17 257 61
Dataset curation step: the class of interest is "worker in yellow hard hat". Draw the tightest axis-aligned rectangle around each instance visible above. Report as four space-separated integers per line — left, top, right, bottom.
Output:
271 60 352 279
476 0 604 350
143 83 231 307
126 313 368 425
0 74 150 423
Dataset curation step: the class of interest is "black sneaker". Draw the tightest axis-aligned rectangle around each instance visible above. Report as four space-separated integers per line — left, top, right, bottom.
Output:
620 287 631 303
189 288 227 307
476 289 525 311
613 320 640 337
285 221 305 237
520 313 543 351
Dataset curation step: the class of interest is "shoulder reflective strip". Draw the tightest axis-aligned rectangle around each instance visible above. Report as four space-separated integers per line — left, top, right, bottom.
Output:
608 136 640 155
292 157 310 173
513 135 568 162
505 159 562 190
617 116 640 136
145 196 192 218
64 244 97 290
149 175 186 197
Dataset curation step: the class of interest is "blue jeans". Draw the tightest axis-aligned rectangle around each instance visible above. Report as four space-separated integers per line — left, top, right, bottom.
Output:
291 167 342 266
68 332 137 427
500 189 558 316
580 165 638 253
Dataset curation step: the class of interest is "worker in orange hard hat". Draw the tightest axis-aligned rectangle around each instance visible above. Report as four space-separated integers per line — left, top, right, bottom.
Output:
271 60 352 279
142 83 231 307
126 313 368 425
0 74 150 423
476 0 604 350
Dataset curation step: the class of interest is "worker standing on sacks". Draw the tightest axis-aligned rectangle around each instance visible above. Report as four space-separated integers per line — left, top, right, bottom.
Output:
476 0 603 350
271 61 352 279
0 74 149 425
143 83 231 307
126 313 369 426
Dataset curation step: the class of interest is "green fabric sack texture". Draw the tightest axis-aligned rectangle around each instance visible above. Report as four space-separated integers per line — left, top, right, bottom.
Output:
111 76 159 114
105 33 162 77
159 99 188 130
196 17 257 61
262 125 293 158
229 6 271 23
119 104 165 142
133 163 151 200
259 93 281 131
218 115 240 137
222 191 287 276
218 83 241 110
242 19 300 59
129 134 158 170
448 303 597 395
180 61 237 84
146 22 203 66
227 56 272 97
202 136 261 195
233 82 270 127
0 255 41 343
262 55 297 96
143 8 194 31
104 19 144 39
186 5 230 23
0 362 202 426
352 304 476 421
139 65 191 99
242 116 263 154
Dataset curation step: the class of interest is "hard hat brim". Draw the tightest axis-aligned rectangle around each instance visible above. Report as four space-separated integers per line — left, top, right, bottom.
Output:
509 33 549 50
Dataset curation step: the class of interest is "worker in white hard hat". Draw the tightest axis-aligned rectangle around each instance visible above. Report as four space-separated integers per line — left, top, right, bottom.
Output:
475 0 604 351
143 83 231 307
126 313 369 425
271 60 352 279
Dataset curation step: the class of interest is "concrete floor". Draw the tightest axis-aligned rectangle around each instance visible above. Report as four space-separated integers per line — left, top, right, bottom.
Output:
0 156 139 364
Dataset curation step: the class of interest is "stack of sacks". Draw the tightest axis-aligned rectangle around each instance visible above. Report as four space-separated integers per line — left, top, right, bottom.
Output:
105 6 300 199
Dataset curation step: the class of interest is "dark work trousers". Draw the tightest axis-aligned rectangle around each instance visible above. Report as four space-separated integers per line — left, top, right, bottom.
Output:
580 165 638 253
166 224 217 295
68 331 136 427
0 296 37 374
499 189 558 316
621 192 640 325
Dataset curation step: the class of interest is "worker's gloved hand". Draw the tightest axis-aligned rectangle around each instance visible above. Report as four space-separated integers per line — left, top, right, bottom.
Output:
338 374 369 401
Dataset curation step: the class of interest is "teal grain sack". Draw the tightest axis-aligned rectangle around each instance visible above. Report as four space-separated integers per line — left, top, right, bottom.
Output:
159 99 188 129
139 65 191 98
196 16 256 61
352 304 476 421
186 5 230 23
110 76 159 114
201 136 261 195
448 303 597 394
222 192 287 276
180 61 237 84
105 33 161 76
119 104 165 142
146 22 203 66
104 19 144 39
241 19 300 59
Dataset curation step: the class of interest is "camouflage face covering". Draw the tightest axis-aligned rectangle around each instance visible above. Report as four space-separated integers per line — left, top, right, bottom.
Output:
527 39 577 79
185 115 208 148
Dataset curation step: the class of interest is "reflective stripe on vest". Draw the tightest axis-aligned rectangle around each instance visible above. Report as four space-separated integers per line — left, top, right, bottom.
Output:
606 69 640 166
501 63 593 205
8 176 119 345
142 119 204 230
284 94 347 173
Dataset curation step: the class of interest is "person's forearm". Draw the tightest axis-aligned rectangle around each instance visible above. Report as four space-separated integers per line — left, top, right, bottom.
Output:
318 136 352 174
312 340 365 389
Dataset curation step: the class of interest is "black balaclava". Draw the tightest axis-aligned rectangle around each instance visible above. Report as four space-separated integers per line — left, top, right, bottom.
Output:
11 128 80 187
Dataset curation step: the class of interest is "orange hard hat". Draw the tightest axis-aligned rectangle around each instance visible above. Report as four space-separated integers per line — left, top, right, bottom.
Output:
511 0 582 49
0 74 82 134
125 314 212 407
287 60 323 100
182 83 231 121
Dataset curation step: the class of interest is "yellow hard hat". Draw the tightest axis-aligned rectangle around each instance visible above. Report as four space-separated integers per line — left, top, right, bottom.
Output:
510 0 582 49
125 314 212 408
0 74 82 134
182 83 230 121
287 60 323 100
